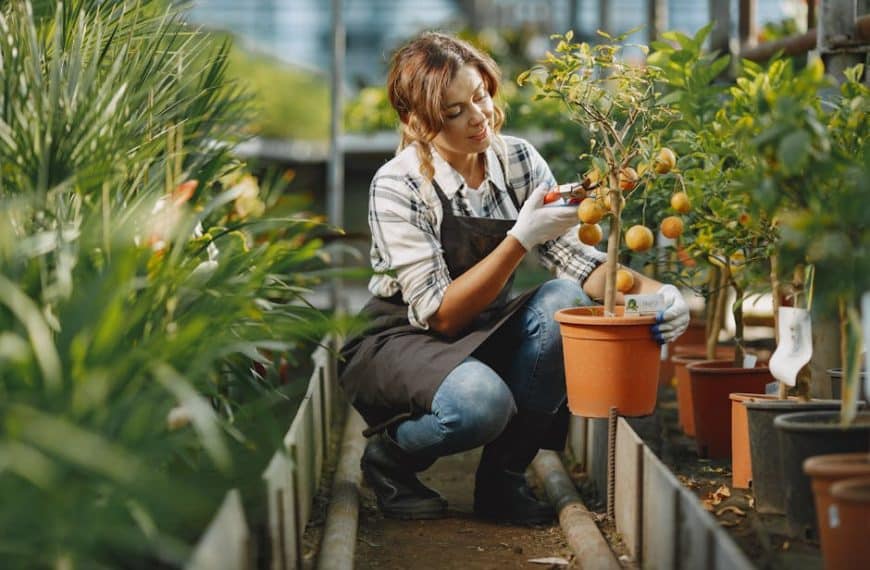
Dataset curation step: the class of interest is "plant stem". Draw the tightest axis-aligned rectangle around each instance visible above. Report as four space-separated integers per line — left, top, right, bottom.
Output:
732 278 745 367
604 178 621 316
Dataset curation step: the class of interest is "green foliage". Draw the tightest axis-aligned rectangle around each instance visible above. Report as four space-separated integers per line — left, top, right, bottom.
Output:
520 28 680 311
733 58 869 421
225 44 330 140
0 0 347 565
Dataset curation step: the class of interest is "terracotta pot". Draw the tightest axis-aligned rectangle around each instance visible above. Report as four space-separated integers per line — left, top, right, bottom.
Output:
827 476 870 569
729 393 786 488
672 346 735 436
687 360 773 459
774 411 870 539
804 453 870 568
555 306 659 418
659 320 707 386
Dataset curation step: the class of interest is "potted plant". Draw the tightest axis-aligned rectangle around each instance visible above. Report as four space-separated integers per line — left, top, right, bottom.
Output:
637 27 777 459
519 29 684 418
738 58 870 539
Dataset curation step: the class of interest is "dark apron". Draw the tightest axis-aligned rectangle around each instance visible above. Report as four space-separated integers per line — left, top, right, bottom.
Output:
340 159 569 448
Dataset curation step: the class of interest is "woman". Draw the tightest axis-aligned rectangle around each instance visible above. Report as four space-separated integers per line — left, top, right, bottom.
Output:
339 32 689 525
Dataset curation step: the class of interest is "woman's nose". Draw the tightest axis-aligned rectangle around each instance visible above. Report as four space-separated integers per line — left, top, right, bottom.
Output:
469 104 487 125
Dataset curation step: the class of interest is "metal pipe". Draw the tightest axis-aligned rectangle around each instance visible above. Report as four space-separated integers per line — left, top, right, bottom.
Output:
740 14 870 62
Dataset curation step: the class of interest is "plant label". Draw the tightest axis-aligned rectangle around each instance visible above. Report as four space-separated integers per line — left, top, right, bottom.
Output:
769 307 813 386
624 293 665 315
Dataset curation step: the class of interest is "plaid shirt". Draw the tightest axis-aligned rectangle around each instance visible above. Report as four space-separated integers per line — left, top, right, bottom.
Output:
368 134 606 329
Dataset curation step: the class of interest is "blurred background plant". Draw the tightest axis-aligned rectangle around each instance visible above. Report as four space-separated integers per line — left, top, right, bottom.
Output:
0 0 347 566
734 58 869 421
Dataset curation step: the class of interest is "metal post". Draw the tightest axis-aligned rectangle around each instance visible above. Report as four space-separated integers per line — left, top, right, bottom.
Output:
709 0 732 55
818 0 866 83
328 0 346 312
598 0 611 34
648 0 668 43
569 0 580 34
738 0 757 48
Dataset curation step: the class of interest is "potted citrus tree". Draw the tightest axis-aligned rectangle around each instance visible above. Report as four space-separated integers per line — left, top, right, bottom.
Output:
737 58 870 541
519 30 681 418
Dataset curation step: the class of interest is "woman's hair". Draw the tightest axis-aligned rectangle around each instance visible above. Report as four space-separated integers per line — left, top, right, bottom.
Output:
387 31 505 181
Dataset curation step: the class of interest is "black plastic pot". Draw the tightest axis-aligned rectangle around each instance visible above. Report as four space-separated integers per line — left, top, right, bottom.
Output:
745 399 842 514
827 368 868 401
774 410 870 540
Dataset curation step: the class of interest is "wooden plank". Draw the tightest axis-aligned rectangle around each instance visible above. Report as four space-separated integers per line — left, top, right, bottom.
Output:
642 448 681 570
677 488 713 570
187 489 251 570
309 368 324 482
615 418 643 562
712 524 755 569
263 452 297 570
286 399 314 556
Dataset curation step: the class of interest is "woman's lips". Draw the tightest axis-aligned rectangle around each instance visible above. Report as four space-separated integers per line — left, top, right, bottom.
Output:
470 128 489 141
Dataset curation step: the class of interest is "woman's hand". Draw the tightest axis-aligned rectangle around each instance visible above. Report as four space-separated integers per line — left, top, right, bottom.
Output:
652 284 690 344
507 183 579 251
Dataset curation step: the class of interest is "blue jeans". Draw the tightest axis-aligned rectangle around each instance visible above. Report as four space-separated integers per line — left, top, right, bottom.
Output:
395 279 594 458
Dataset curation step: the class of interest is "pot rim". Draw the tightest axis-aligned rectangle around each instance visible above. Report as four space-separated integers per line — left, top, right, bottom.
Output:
773 410 870 432
830 475 870 503
826 367 868 379
744 399 843 411
803 452 870 477
554 306 656 325
685 359 769 374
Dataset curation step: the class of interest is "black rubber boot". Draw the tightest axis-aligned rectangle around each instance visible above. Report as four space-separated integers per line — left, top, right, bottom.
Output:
473 410 556 525
361 431 447 520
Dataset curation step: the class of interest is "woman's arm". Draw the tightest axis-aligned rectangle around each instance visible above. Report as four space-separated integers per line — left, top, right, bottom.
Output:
428 235 527 337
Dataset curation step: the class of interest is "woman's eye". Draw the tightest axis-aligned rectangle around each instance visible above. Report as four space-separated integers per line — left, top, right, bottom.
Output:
446 109 461 119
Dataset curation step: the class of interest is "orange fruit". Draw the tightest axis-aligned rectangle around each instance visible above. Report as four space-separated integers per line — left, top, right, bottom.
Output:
616 268 635 293
670 191 691 213
577 198 605 224
625 225 654 252
618 167 639 192
660 215 684 239
578 223 603 246
654 147 677 174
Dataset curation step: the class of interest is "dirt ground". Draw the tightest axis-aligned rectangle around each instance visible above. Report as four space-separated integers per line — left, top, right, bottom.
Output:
353 448 579 569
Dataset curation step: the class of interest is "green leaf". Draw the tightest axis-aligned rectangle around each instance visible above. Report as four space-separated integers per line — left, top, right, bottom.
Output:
777 129 811 172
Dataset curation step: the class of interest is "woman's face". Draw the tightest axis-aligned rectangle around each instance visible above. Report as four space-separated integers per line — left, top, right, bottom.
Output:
431 64 494 160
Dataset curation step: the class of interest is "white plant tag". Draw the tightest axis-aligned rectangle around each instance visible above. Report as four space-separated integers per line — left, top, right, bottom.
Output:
625 293 666 315
661 344 669 361
743 353 758 368
769 307 813 387
828 503 840 529
863 292 870 399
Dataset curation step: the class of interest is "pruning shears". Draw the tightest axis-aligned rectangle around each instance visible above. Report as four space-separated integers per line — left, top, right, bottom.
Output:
542 178 601 206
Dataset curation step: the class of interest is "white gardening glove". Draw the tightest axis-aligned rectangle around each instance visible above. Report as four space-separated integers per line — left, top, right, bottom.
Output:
651 284 690 345
507 183 579 251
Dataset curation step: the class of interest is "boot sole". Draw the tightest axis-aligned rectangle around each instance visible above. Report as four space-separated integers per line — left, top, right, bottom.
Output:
380 504 449 520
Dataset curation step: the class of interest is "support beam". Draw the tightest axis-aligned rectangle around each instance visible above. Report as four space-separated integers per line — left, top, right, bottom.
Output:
598 0 611 34
648 0 668 43
709 0 732 55
328 0 346 311
738 0 757 48
740 14 870 62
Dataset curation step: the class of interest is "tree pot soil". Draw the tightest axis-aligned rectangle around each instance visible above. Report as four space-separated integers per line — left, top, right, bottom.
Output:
774 410 870 540
659 320 707 386
555 306 659 418
827 368 868 402
803 452 870 569
745 399 844 514
827 476 870 570
672 345 735 436
687 359 772 459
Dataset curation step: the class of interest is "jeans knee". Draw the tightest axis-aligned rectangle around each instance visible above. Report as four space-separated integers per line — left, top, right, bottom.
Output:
436 365 516 446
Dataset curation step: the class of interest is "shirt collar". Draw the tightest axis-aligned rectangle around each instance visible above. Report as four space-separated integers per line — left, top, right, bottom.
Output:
431 145 507 199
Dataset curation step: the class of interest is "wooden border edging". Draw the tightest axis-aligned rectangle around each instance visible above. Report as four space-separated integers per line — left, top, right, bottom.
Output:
532 451 621 570
316 408 367 570
604 418 755 569
187 490 253 570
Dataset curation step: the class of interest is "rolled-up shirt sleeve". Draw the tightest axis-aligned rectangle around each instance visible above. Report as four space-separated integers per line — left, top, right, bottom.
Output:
368 173 451 329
